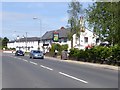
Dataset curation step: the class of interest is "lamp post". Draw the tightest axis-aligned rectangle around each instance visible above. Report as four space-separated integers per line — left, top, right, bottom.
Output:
33 17 42 50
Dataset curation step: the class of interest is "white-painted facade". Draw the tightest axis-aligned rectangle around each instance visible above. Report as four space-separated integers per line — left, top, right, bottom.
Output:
7 28 99 52
73 28 99 50
7 40 40 52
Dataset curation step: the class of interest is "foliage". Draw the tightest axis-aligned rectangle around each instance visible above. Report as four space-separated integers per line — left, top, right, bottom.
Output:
85 2 120 45
61 44 68 51
50 44 68 56
69 45 120 66
67 0 83 48
2 37 9 48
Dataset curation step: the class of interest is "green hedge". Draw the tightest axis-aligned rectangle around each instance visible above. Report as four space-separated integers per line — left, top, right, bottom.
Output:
69 45 120 66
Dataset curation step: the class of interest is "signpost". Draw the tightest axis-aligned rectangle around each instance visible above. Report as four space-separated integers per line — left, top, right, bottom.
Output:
53 31 59 42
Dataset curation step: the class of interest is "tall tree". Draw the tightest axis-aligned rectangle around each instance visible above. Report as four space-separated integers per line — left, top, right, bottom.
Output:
86 1 120 45
2 37 9 48
67 0 83 48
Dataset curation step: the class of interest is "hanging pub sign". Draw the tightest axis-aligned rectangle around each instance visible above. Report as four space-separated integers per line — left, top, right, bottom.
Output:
53 31 59 42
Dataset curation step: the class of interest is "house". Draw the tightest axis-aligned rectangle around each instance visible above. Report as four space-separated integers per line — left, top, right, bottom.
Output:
41 27 100 52
41 27 71 53
7 37 41 52
7 27 100 52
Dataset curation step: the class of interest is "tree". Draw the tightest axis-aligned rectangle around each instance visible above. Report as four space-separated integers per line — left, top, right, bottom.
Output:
85 2 120 45
67 0 83 48
2 37 9 48
0 37 3 49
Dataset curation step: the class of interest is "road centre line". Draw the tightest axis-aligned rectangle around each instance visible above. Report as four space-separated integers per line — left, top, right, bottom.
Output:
16 57 22 60
59 72 88 84
22 59 28 62
29 61 38 65
40 65 53 71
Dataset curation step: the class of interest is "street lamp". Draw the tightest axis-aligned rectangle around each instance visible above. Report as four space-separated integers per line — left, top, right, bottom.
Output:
33 17 42 50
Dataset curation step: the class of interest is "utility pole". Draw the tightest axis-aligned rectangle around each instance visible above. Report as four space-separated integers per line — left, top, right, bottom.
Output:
25 32 27 52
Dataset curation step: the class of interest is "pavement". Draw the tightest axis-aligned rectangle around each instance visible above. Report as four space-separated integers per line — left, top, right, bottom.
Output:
2 53 118 88
45 56 119 71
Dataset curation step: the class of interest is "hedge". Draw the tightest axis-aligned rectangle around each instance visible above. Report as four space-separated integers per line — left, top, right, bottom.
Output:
69 45 120 66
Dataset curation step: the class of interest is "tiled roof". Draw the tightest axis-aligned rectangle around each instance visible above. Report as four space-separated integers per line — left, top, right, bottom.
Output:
9 37 41 42
42 28 70 40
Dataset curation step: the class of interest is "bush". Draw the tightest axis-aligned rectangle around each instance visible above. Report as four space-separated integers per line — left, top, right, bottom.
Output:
69 45 120 66
111 45 120 66
50 43 68 56
69 48 80 60
61 44 68 51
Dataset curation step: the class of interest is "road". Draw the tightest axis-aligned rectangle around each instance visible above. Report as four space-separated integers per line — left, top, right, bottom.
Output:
2 53 118 88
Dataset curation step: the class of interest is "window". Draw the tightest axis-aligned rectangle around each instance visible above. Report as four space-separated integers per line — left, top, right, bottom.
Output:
64 38 67 42
96 38 99 43
84 37 88 43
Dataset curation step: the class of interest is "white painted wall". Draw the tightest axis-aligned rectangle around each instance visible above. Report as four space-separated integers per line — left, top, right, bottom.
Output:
7 29 99 52
72 28 98 49
7 41 39 52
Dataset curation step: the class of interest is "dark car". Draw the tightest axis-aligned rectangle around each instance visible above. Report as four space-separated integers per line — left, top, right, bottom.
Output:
15 50 24 56
29 50 44 59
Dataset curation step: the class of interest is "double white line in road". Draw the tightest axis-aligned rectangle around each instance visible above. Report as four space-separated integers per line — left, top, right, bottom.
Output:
59 72 88 84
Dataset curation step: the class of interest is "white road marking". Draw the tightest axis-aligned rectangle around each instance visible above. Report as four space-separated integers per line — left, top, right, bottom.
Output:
59 72 88 84
40 65 53 71
22 59 28 62
17 58 22 60
10 56 29 62
29 61 38 65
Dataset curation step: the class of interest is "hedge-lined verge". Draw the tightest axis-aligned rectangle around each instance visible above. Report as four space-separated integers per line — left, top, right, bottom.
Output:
69 45 120 66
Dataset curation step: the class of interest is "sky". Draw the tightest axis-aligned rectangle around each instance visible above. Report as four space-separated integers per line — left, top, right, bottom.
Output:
1 1 94 40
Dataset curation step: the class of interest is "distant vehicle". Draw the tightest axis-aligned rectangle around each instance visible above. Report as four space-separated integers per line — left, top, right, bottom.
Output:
15 50 24 56
99 41 110 47
29 50 44 59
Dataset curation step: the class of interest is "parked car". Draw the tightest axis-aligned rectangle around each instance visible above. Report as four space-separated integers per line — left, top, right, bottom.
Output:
15 50 24 56
29 50 44 59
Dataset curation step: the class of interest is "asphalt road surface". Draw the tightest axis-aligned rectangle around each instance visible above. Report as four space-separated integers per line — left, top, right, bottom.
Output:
2 53 118 88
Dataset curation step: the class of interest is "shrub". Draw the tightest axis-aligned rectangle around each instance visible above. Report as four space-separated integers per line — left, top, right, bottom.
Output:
111 45 120 66
69 45 120 66
61 44 68 51
69 48 80 60
49 44 69 57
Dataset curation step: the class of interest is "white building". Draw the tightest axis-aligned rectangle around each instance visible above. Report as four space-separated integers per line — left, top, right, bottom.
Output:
7 37 41 52
41 27 100 52
7 27 100 52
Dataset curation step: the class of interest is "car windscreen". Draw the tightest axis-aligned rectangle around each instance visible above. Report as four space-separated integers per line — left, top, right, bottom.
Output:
18 51 23 53
33 51 42 53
